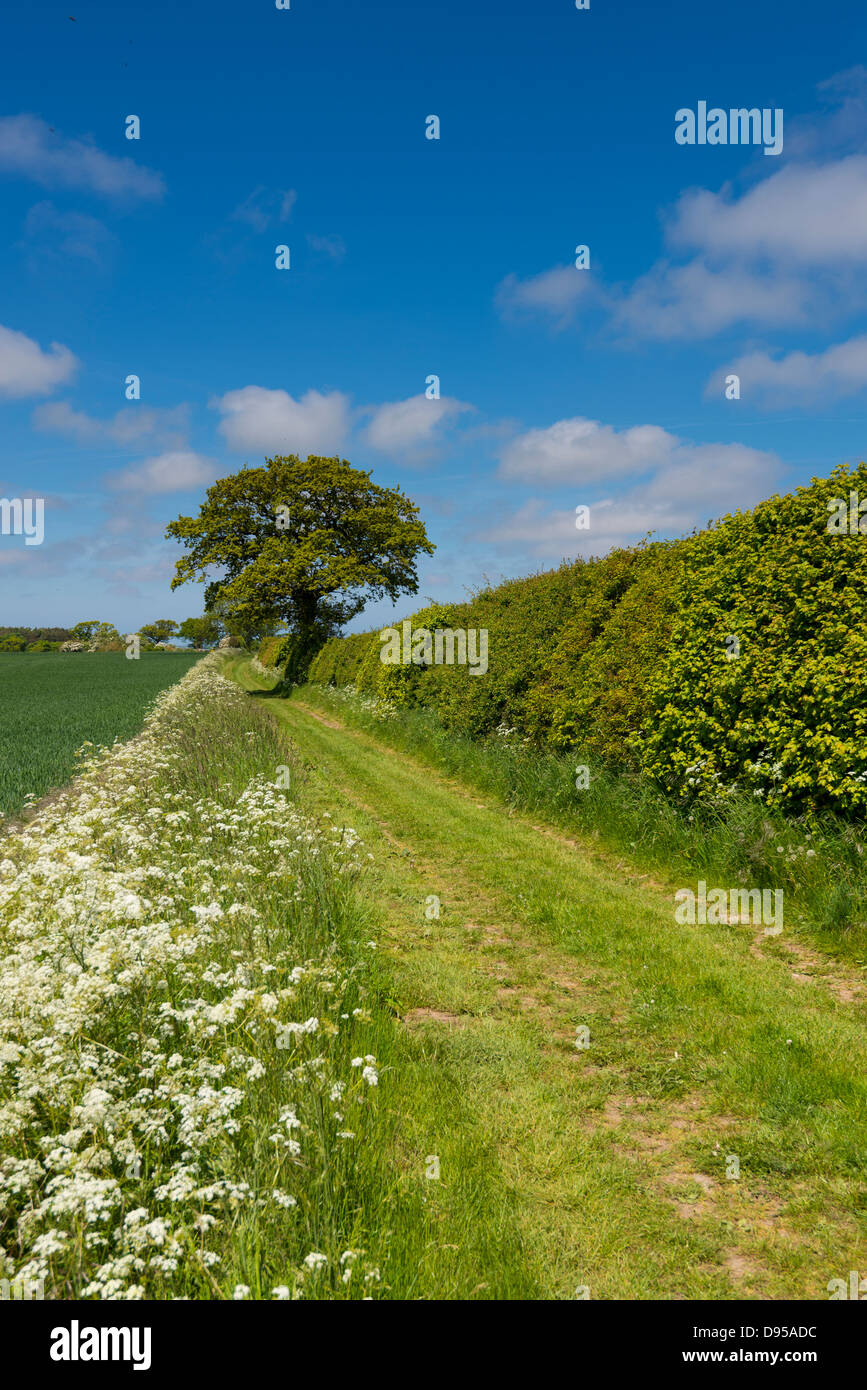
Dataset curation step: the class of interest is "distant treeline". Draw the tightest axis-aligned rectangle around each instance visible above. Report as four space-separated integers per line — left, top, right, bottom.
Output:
0 616 223 652
0 627 72 643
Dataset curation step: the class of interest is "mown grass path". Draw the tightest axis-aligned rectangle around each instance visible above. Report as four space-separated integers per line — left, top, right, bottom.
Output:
227 658 866 1300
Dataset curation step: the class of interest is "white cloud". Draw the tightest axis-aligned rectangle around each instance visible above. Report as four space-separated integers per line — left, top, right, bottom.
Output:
668 157 867 266
493 415 780 554
213 385 351 457
612 154 867 339
363 395 471 456
499 84 867 342
495 264 598 323
33 400 189 447
499 417 677 484
0 323 78 398
109 450 217 494
487 437 780 558
614 258 813 339
484 497 678 555
709 335 867 404
0 115 164 201
641 442 780 510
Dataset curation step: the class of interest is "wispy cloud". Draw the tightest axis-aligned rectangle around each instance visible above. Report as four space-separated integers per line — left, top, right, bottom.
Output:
21 201 115 264
707 335 867 405
207 187 298 264
0 322 78 398
306 232 346 262
231 185 296 232
0 115 164 202
495 264 599 326
784 65 867 161
33 400 189 448
108 450 218 495
363 394 472 459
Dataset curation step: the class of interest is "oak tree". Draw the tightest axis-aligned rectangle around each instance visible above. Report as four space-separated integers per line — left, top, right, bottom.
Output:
166 455 434 679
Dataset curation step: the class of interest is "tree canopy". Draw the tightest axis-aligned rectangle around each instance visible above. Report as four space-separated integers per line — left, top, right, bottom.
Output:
166 455 434 674
177 614 224 649
140 619 179 645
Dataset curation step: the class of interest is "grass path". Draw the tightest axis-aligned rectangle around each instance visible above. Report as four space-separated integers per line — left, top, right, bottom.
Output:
226 657 867 1300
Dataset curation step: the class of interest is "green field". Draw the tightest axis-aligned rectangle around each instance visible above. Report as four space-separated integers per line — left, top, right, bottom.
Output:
0 651 201 818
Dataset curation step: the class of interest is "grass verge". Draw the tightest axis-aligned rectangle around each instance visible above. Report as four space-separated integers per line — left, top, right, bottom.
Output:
300 681 867 966
0 655 537 1300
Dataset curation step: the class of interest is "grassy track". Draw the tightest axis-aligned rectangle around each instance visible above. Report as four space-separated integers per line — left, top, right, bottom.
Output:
226 655 867 1300
0 651 201 818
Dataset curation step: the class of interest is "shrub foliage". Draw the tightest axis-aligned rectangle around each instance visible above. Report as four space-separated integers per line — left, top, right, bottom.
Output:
307 465 867 817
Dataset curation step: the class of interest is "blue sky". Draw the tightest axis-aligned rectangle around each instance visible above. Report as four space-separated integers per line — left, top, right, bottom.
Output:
1 0 866 633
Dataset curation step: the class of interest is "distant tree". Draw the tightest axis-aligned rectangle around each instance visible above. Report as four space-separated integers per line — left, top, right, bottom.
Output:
207 596 271 649
177 614 223 649
0 632 27 652
166 455 434 681
139 619 180 645
90 622 123 650
70 621 100 642
27 639 54 651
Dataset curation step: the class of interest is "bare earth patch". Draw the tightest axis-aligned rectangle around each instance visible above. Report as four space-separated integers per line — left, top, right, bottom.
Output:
403 1007 467 1027
749 928 864 1004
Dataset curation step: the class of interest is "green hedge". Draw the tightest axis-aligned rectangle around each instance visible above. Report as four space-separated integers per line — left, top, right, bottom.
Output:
257 635 289 669
308 553 675 751
304 464 867 818
640 463 867 816
309 630 380 686
522 540 683 762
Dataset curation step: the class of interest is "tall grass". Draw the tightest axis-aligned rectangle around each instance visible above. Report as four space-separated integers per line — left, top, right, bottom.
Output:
0 657 537 1299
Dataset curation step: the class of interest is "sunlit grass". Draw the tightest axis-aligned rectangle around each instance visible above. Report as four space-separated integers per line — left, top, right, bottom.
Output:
302 682 867 964
230 662 867 1299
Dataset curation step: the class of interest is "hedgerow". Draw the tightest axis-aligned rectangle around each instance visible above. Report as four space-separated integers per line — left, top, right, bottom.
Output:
309 631 380 688
640 463 867 816
256 636 288 669
523 541 683 762
304 464 867 818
